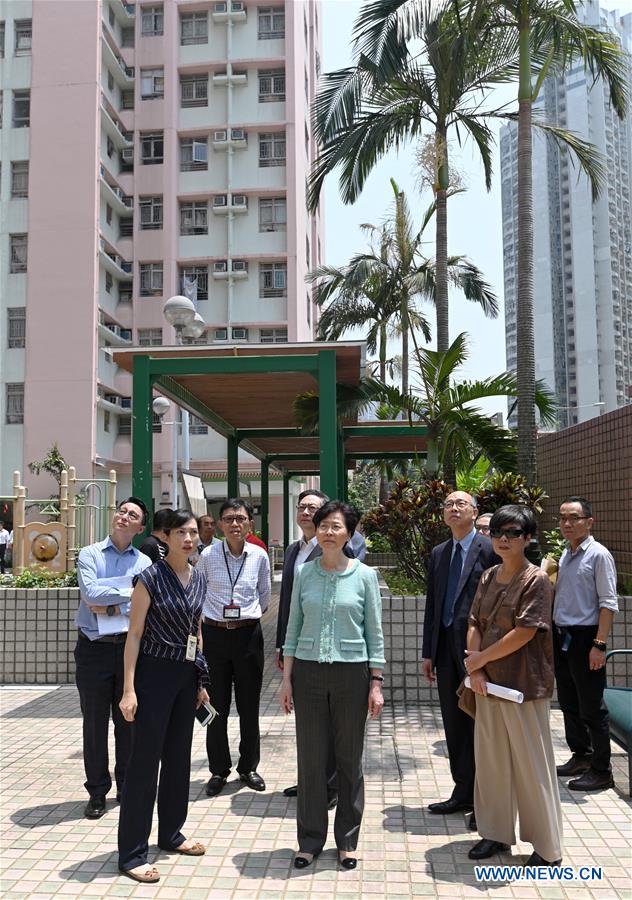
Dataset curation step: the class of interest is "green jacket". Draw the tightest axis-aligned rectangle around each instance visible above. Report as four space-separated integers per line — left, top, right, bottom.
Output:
283 558 386 668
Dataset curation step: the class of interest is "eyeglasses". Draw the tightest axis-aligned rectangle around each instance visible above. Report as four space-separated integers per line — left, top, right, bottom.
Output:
117 508 142 522
296 503 321 513
476 525 491 534
221 515 249 525
557 515 588 525
490 527 525 540
316 522 346 534
443 500 473 510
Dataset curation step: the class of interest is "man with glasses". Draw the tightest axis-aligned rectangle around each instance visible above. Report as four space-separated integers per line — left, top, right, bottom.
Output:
197 499 271 797
421 491 499 825
553 497 618 792
74 497 152 819
474 513 492 537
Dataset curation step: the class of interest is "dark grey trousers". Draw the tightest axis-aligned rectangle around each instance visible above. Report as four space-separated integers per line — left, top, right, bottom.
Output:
293 659 369 853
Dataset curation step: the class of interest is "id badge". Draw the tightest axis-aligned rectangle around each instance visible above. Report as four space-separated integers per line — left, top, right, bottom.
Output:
185 634 197 661
561 631 572 653
223 604 241 620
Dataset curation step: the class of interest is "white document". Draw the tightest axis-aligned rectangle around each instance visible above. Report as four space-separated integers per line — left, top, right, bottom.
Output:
95 575 133 634
465 677 524 704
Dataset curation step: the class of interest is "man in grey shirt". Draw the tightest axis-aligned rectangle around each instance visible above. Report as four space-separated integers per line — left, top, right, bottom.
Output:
553 496 618 792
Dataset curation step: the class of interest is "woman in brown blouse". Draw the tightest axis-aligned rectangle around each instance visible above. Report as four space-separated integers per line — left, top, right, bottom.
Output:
464 505 563 867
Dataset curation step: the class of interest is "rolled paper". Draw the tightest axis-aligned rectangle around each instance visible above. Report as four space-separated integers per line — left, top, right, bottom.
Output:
465 677 524 704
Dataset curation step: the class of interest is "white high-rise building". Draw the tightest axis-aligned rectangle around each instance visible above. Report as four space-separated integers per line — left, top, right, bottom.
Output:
500 0 632 428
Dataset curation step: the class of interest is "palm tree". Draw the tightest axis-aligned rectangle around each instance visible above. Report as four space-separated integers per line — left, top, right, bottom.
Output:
309 0 516 351
310 180 498 393
463 0 628 481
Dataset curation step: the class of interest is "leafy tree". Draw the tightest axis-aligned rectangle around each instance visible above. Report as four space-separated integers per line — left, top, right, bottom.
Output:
28 444 68 490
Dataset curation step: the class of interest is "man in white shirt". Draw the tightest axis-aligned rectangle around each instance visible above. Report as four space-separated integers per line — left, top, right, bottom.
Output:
197 499 271 798
0 521 11 574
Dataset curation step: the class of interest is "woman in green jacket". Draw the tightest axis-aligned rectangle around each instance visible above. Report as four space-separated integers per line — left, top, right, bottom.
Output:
279 500 385 871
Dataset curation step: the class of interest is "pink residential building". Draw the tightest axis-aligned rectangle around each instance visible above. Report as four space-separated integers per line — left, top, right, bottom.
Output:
0 0 324 542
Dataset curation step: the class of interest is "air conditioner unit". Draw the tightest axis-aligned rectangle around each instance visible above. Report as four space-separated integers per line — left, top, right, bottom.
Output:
232 328 248 340
104 393 119 405
214 260 228 272
232 260 248 272
214 2 228 11
106 324 121 337
231 1 245 11
214 328 228 341
232 194 247 207
120 329 132 341
213 130 228 142
213 194 228 207
121 148 134 162
231 128 246 141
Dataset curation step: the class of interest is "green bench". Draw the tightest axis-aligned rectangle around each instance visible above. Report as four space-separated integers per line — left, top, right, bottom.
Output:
604 649 632 796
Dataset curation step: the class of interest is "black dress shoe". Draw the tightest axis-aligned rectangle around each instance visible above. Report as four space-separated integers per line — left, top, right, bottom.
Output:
468 839 510 860
240 771 266 791
283 784 298 797
567 768 614 792
339 854 358 870
84 795 106 819
524 851 562 867
468 812 477 831
556 756 591 777
428 798 474 814
205 775 227 797
294 850 320 869
327 793 338 810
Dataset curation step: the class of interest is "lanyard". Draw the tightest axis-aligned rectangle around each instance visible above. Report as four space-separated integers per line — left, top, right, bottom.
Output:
223 546 247 600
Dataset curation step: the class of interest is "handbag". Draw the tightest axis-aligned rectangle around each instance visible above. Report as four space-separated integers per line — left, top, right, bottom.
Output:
457 569 505 719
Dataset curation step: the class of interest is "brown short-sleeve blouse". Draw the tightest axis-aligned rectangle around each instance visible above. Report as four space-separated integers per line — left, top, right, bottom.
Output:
468 563 554 701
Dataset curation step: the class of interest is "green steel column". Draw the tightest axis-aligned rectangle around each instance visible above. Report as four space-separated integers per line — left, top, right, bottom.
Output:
337 432 345 501
342 455 349 502
132 355 153 528
260 458 269 548
227 434 239 498
282 471 290 549
318 350 338 497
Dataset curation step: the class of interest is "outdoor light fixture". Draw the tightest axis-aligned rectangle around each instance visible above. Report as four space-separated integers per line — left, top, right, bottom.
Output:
163 294 196 328
152 396 179 507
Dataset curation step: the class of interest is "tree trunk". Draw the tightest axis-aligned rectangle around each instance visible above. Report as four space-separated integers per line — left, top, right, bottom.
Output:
379 323 387 384
401 296 409 396
516 8 537 482
435 127 450 351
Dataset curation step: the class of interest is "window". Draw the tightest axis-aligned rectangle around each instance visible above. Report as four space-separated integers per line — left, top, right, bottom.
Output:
105 271 113 293
103 410 111 433
108 70 114 92
0 22 4 58
141 5 163 35
259 262 287 297
258 68 285 102
141 67 164 99
180 266 208 300
6 383 24 424
107 135 115 157
109 6 116 27
139 262 163 295
121 90 134 110
10 234 27 273
7 308 26 349
259 132 286 167
180 202 208 235
118 416 132 436
259 197 286 231
189 415 208 434
260 327 288 343
180 137 208 171
119 218 133 238
122 27 134 47
119 286 132 304
258 6 284 39
140 131 164 164
214 329 228 341
139 195 163 230
14 19 32 55
181 11 207 44
10 161 28 198
138 328 163 346
180 75 208 108
106 203 113 225
12 90 30 127
0 93 2 127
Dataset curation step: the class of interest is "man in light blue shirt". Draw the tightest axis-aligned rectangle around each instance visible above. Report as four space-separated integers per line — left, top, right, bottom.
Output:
75 497 151 820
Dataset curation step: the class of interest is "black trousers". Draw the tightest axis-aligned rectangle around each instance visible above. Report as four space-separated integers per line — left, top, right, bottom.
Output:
0 544 6 574
435 625 475 804
293 659 369 853
553 625 611 772
202 621 264 776
74 634 132 798
118 654 198 871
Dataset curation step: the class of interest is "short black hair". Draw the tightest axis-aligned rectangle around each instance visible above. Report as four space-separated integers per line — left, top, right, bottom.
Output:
163 509 198 534
219 498 253 520
118 496 148 526
489 504 537 538
298 488 329 504
312 500 359 536
561 496 592 517
152 508 172 532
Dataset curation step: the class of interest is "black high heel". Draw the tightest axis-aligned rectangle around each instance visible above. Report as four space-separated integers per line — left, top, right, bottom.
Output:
339 853 358 870
294 850 320 869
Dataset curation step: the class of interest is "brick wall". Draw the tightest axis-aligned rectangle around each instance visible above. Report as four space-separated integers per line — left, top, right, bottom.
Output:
537 405 632 580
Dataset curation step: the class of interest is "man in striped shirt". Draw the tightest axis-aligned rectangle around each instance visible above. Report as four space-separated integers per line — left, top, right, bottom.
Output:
196 499 271 797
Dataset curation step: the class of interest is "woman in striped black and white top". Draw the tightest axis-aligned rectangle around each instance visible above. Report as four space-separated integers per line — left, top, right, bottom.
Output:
118 509 211 884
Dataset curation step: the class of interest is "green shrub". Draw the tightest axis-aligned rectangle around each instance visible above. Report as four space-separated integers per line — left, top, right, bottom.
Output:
381 567 425 596
365 533 392 553
541 529 566 563
7 566 78 589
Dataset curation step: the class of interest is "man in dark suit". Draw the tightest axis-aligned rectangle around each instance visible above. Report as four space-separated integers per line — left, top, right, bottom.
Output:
421 491 498 822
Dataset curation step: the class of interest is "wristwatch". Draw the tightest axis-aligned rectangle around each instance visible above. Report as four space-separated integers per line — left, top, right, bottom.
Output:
106 605 116 617
592 639 607 651
370 675 384 683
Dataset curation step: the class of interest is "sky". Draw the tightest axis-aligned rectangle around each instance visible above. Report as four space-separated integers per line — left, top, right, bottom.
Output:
320 0 511 416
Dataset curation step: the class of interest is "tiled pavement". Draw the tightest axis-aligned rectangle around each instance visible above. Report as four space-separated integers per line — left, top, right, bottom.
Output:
1 587 630 899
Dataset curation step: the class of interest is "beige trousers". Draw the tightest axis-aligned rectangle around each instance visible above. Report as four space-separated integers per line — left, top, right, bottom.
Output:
474 696 563 862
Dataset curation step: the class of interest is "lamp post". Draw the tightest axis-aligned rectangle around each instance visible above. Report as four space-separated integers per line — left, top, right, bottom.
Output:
152 396 179 507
